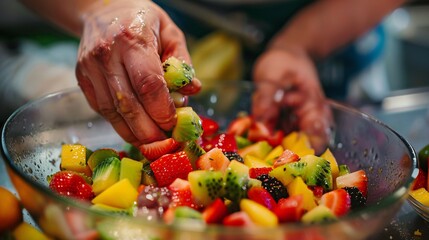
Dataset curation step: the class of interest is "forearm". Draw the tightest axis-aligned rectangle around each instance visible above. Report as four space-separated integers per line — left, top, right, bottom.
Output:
19 0 105 36
269 0 407 59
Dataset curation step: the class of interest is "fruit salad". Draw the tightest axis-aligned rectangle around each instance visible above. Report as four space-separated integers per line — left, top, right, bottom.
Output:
49 112 369 229
409 144 429 206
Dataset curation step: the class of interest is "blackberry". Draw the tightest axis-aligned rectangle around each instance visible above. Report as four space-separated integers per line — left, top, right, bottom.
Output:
223 151 244 163
343 187 367 210
257 174 288 202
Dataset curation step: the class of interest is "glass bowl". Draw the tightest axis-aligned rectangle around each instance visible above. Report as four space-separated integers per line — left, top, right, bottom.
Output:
1 81 417 240
408 194 429 222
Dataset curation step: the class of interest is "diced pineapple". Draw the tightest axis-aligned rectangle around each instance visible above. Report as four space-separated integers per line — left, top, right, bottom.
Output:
240 199 278 227
119 157 143 189
410 188 429 206
287 176 317 211
263 145 284 165
288 132 315 157
92 179 138 209
282 131 300 149
244 155 272 168
60 144 91 176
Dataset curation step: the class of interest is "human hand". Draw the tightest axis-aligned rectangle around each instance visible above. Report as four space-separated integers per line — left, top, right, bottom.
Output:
75 0 201 146
252 48 332 153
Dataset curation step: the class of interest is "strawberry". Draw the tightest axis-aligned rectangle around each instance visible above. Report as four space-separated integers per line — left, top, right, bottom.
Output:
222 211 254 227
247 186 277 210
272 195 304 223
226 115 252 136
118 151 128 159
139 138 181 162
273 149 300 168
201 133 238 153
319 188 351 217
247 121 271 143
168 178 198 209
202 198 228 224
49 171 94 201
249 167 273 179
335 169 368 197
150 151 193 187
200 116 219 138
247 121 284 147
411 168 428 190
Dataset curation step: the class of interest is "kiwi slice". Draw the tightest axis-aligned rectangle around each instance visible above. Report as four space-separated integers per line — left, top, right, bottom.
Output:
301 205 337 224
300 155 333 192
162 56 195 92
269 161 307 186
188 170 224 207
223 160 249 204
92 156 121 195
172 107 203 142
338 164 350 176
87 148 119 171
182 140 206 170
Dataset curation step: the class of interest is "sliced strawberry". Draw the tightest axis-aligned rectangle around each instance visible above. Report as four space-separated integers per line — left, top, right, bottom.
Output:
196 147 230 172
411 168 428 190
202 198 228 224
273 149 300 168
168 178 199 209
335 169 368 197
49 171 94 201
266 130 285 148
200 116 219 138
249 167 273 179
202 133 238 153
247 186 277 211
222 211 254 227
150 151 193 187
138 138 181 162
226 115 252 137
272 195 304 223
247 121 271 143
247 121 284 147
319 188 351 217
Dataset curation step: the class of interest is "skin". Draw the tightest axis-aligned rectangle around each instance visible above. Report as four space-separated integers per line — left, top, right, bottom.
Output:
20 0 201 146
252 0 407 152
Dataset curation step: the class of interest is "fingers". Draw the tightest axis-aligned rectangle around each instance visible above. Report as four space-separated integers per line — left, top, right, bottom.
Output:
76 52 142 146
123 44 177 132
158 13 202 96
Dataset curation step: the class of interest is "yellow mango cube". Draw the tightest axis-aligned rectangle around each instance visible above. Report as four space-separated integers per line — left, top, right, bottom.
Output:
244 155 272 168
240 199 278 227
289 133 315 157
60 144 91 176
92 179 138 209
264 145 284 165
287 177 317 211
320 148 339 181
410 188 429 206
13 222 50 240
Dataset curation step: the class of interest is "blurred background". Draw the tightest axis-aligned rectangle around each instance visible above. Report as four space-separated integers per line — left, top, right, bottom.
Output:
0 0 428 123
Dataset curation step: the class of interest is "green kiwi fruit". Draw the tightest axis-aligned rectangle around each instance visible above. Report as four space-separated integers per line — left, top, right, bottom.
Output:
172 107 203 142
92 156 121 195
162 56 195 92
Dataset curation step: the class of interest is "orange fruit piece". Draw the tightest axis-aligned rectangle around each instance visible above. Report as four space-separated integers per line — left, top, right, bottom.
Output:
0 186 23 232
